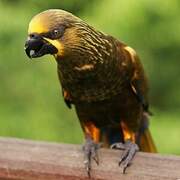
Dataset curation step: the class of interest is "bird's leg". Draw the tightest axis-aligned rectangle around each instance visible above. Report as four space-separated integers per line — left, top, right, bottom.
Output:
83 136 101 177
111 122 139 173
111 140 139 173
82 122 101 177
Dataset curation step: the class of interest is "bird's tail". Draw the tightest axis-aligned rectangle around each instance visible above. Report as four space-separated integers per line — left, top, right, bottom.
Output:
139 128 157 152
95 112 157 152
137 112 157 153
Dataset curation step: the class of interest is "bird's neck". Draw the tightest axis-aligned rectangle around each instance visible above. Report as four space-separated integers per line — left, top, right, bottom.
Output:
55 34 124 102
56 33 118 72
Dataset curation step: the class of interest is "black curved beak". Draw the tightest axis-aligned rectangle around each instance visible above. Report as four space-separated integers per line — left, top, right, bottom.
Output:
24 34 58 59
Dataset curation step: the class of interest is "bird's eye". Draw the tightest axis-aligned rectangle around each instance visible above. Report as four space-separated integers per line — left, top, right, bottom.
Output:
42 26 66 40
51 26 66 39
51 29 61 39
53 29 59 36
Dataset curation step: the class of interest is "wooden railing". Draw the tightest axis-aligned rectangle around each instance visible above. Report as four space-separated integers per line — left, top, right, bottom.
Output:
0 137 180 180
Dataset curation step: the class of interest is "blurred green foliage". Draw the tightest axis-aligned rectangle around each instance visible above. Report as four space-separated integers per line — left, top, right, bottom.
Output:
0 0 179 154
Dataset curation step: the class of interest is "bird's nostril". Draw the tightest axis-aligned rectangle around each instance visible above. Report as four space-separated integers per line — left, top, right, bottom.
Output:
30 34 35 38
29 33 39 39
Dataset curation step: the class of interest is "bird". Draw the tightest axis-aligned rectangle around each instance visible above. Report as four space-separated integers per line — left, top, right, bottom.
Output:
24 9 157 176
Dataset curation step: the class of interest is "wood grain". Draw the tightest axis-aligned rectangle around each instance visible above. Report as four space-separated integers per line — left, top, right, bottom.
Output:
0 137 179 180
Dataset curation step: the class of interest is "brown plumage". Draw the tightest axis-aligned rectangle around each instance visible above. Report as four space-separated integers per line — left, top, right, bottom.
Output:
25 9 156 176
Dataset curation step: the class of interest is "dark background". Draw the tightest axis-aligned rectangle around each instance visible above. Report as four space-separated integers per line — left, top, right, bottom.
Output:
0 0 180 154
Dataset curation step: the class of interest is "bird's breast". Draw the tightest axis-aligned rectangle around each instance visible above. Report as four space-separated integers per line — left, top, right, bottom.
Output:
57 59 126 102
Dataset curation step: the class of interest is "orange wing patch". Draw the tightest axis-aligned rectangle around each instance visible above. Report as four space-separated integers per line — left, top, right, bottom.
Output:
121 121 135 143
124 46 137 63
74 64 94 71
83 122 100 143
63 90 71 100
63 90 73 108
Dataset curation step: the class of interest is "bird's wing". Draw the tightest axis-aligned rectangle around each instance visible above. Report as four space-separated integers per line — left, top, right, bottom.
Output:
62 89 72 109
123 46 150 113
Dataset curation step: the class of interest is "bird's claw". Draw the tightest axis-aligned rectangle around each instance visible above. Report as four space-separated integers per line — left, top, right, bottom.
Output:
83 137 101 177
111 140 139 173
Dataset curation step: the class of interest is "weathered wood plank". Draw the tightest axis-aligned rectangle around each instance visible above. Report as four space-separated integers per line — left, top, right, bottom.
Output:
0 137 179 180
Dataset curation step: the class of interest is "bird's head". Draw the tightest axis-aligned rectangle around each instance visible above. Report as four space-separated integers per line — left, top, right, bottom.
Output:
25 9 84 59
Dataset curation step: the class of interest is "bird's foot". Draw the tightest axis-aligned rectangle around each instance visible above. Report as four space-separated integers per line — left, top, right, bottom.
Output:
111 140 139 173
83 137 101 177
